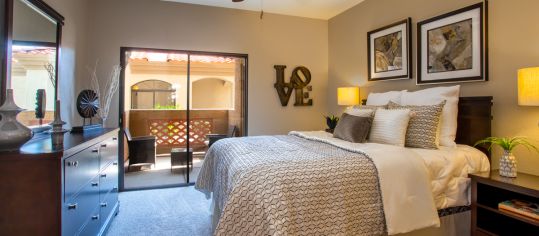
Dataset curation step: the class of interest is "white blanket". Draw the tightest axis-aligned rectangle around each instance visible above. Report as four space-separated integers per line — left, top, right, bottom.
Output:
290 131 440 235
411 145 490 209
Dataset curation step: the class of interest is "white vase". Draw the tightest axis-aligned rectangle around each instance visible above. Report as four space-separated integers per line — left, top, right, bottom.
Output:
0 89 33 151
499 150 517 178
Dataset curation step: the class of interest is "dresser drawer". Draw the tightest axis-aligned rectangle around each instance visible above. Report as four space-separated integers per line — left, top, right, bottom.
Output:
63 177 100 236
77 207 101 236
99 190 119 225
99 161 119 198
65 146 100 200
99 136 118 171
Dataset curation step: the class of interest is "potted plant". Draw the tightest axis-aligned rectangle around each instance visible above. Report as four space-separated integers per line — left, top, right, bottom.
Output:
324 115 340 133
474 137 539 177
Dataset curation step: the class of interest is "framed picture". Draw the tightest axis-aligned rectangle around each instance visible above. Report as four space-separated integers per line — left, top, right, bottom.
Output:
417 2 488 85
368 18 412 81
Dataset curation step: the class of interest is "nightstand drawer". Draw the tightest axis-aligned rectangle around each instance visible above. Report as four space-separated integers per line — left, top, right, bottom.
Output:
65 146 100 199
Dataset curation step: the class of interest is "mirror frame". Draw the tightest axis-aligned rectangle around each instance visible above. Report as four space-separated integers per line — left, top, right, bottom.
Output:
1 0 64 104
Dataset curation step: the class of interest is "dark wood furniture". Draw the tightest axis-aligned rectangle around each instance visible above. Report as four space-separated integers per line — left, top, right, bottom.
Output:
362 96 493 158
124 128 156 171
0 128 120 235
205 125 238 147
470 171 539 235
170 147 193 182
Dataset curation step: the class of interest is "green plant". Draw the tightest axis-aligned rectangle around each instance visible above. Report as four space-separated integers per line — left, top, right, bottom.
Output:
324 115 340 129
474 136 539 153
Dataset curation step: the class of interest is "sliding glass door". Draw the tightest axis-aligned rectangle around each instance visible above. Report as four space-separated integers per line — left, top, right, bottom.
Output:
120 48 247 190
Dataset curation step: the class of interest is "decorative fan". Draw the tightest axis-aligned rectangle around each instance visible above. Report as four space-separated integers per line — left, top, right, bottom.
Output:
77 90 99 119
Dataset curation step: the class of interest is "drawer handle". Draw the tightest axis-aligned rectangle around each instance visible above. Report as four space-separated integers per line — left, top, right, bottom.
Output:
67 203 77 210
100 174 107 178
100 202 108 208
112 137 117 141
113 187 118 191
91 149 99 153
112 162 118 166
101 144 107 148
91 182 99 187
67 161 79 167
91 215 99 220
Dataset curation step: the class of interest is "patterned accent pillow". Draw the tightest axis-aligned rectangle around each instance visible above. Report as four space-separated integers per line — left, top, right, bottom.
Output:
388 101 446 149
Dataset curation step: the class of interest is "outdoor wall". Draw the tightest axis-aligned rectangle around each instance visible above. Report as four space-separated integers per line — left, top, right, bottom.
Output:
83 0 329 135
124 64 235 110
328 0 539 175
192 78 233 110
128 109 228 154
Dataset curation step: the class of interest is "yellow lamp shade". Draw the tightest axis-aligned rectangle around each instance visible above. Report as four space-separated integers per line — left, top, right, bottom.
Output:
518 67 539 106
337 87 360 106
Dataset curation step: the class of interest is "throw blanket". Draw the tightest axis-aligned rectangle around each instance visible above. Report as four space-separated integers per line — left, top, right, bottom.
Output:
196 131 439 235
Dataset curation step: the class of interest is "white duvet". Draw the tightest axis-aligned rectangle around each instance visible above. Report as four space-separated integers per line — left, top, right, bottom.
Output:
410 145 490 209
291 131 490 235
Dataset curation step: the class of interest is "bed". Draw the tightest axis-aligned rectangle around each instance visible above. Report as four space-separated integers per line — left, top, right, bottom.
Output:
195 96 493 236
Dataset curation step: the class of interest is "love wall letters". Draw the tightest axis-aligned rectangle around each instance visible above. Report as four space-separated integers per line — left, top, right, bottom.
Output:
274 65 313 107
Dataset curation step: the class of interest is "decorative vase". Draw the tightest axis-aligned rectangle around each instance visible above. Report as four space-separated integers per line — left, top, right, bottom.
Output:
49 100 68 147
0 89 33 151
499 150 517 178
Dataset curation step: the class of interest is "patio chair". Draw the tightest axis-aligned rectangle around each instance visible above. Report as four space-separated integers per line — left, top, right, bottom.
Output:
124 128 156 172
205 125 237 147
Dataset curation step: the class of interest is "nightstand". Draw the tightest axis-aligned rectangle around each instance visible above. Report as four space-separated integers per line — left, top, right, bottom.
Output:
469 171 539 235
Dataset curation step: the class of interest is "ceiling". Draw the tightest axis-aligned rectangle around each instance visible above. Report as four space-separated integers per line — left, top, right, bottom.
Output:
162 0 365 20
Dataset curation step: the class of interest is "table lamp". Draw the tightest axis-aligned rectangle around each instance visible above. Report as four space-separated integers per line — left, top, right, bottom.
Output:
518 67 539 106
337 87 360 106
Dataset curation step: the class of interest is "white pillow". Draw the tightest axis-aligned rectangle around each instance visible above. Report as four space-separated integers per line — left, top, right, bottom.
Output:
369 109 411 146
345 108 374 117
400 85 460 147
366 90 407 106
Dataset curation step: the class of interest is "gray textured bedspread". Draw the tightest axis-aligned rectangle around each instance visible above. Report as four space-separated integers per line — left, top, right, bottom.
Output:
195 135 386 236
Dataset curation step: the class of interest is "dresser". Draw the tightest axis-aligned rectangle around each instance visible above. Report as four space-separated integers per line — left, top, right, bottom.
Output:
0 128 120 236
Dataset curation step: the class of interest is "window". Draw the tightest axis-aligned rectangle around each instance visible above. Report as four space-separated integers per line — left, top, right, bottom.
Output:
131 80 176 109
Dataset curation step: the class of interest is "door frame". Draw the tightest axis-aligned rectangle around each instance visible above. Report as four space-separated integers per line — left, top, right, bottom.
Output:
118 46 249 191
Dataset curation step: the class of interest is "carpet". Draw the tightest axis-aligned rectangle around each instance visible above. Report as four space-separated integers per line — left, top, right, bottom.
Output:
106 187 212 236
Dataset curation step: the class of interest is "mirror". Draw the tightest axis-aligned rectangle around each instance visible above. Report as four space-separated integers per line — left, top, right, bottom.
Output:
5 0 63 127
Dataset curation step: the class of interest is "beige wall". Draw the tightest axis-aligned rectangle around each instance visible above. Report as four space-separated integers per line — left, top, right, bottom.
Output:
43 0 89 127
82 0 329 135
329 0 539 175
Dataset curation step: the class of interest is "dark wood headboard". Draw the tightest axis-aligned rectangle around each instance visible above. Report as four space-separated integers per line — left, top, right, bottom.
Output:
361 96 493 160
455 96 493 159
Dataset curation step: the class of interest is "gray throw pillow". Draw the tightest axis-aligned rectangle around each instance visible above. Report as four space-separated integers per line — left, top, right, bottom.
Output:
333 113 373 143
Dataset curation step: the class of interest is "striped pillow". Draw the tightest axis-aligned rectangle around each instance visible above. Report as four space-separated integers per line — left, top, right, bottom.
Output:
368 109 411 146
388 101 445 149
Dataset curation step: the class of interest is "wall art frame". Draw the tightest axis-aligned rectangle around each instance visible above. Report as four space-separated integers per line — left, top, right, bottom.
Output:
417 2 488 85
368 18 412 81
